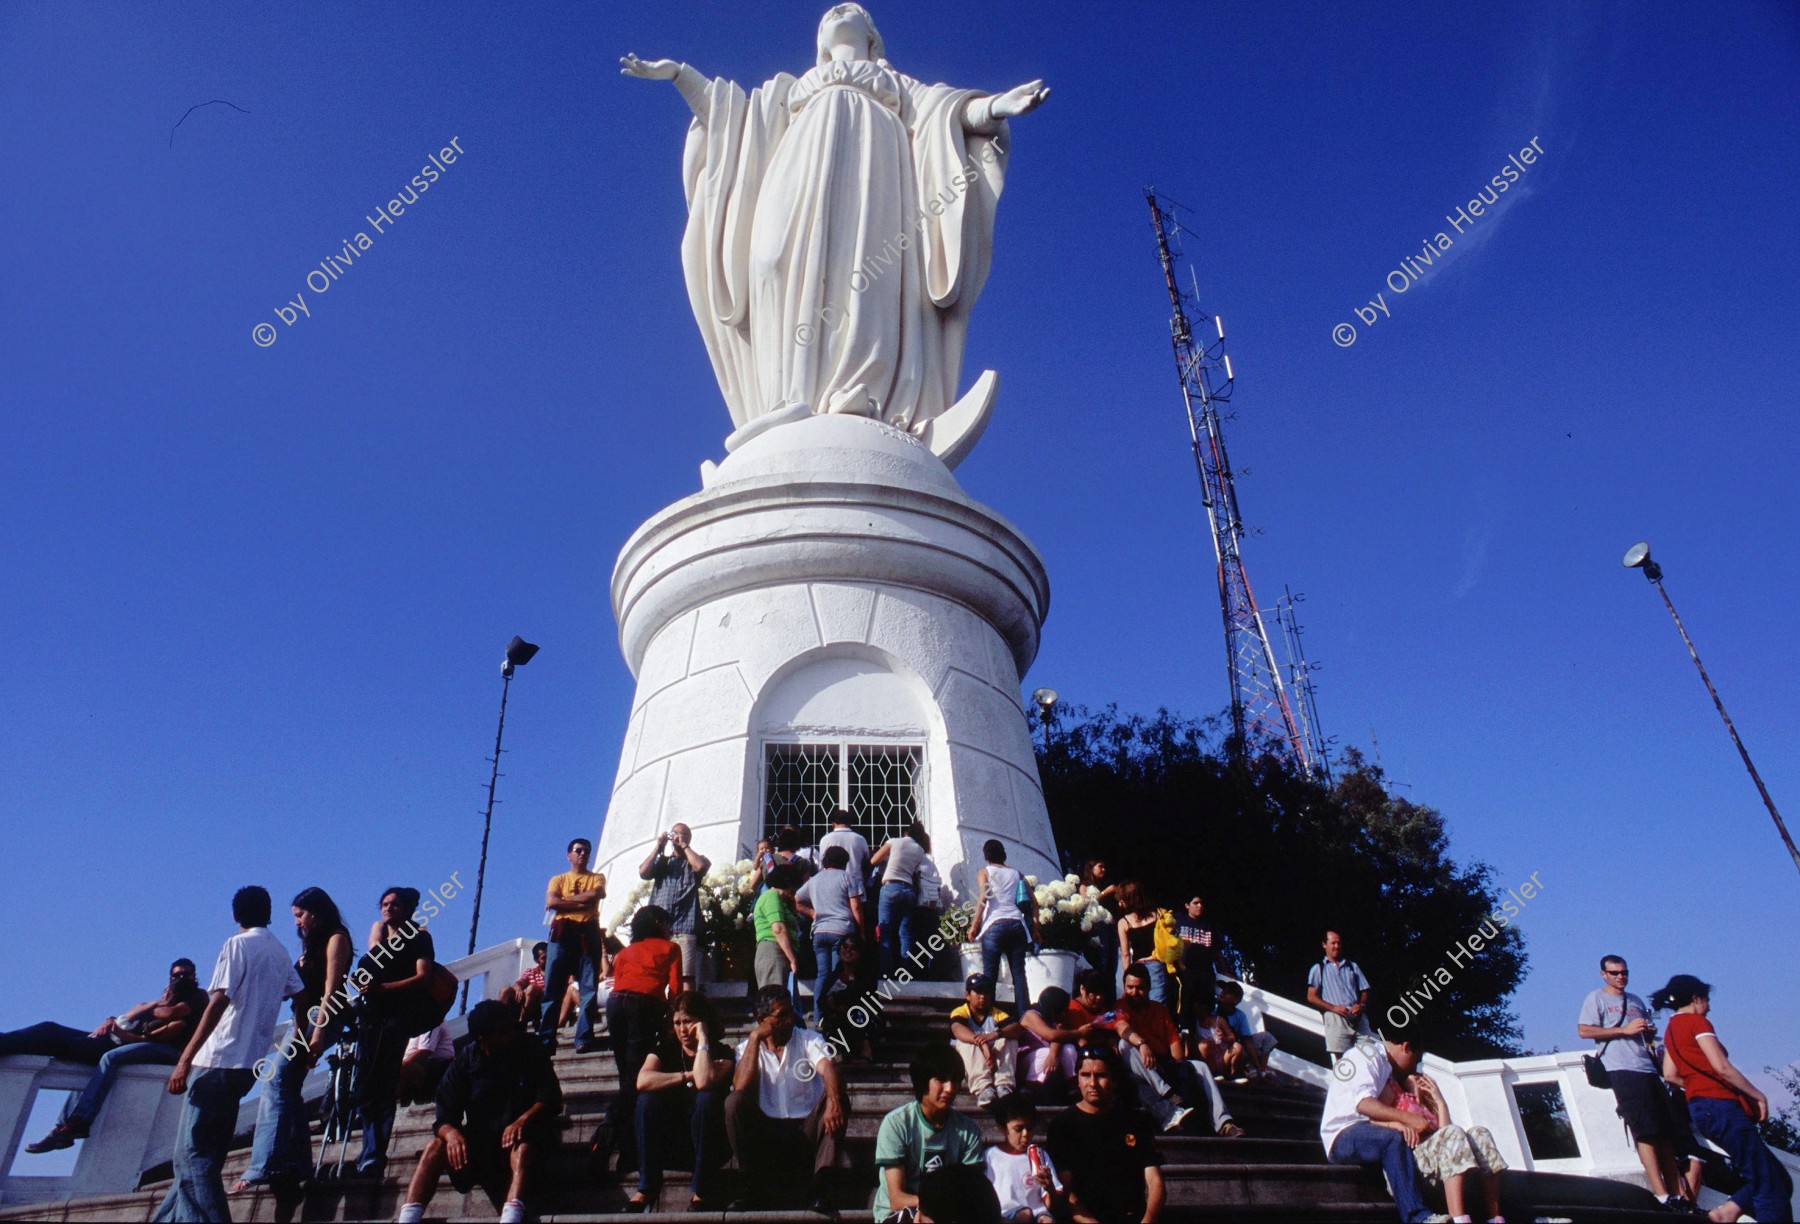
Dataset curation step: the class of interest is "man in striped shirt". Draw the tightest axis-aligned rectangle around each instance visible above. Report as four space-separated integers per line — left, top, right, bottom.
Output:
1305 930 1371 1059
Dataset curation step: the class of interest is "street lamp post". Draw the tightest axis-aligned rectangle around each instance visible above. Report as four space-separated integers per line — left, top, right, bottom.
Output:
462 635 540 1013
1623 543 1800 879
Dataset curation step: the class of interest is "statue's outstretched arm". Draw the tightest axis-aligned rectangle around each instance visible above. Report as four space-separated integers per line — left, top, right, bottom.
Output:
621 53 711 122
962 79 1050 133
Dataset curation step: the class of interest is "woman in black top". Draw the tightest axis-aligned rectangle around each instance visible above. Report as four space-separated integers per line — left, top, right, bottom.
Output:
1114 880 1167 1005
354 886 440 1176
239 886 353 1193
628 991 737 1211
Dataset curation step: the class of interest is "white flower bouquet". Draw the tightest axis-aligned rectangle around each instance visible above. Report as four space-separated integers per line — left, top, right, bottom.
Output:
1024 873 1112 954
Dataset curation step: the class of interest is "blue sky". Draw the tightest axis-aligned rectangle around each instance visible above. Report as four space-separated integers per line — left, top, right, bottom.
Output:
2 0 1795 1111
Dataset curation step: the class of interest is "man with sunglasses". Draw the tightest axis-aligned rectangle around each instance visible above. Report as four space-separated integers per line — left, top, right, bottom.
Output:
1577 955 1684 1208
1 960 208 1153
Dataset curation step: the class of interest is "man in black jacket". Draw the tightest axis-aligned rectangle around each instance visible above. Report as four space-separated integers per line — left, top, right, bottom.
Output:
395 1002 562 1224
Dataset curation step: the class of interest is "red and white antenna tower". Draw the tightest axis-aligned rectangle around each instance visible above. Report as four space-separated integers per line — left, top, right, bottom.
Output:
1146 189 1327 775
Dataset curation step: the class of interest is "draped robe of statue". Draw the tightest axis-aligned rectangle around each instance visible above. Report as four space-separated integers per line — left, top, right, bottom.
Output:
680 58 1009 435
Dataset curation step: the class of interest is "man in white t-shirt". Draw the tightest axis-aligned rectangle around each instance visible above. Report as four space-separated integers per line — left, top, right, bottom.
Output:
152 886 304 1223
724 985 847 1213
1317 1034 1435 1224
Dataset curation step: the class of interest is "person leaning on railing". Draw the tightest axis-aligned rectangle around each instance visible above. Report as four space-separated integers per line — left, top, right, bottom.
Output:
8 959 209 1155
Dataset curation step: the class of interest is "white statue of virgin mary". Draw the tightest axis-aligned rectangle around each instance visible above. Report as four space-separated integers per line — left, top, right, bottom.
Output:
623 4 1048 465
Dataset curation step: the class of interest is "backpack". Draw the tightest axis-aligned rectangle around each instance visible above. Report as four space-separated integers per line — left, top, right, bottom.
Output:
1153 909 1183 969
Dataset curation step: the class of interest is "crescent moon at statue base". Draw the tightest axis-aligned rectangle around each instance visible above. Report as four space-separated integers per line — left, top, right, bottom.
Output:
721 370 998 472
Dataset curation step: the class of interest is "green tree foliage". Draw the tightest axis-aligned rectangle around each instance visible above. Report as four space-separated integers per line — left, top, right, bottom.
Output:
1762 1063 1800 1154
1039 704 1527 1059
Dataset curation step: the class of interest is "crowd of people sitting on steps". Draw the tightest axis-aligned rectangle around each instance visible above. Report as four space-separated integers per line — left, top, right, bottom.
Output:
0 821 1788 1223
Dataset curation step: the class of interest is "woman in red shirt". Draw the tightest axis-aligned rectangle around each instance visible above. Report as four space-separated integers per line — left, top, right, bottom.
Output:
1653 975 1793 1224
602 906 683 1176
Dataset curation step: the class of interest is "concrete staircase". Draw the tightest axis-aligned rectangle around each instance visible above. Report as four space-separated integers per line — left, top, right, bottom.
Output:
0 992 1677 1223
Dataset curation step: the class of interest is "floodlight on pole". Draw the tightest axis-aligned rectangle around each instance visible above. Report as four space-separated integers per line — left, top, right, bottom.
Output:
1623 543 1799 879
463 635 540 1012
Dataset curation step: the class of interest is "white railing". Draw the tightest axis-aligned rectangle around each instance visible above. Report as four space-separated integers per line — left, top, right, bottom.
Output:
0 1055 186 1207
1235 979 1800 1216
0 940 530 1205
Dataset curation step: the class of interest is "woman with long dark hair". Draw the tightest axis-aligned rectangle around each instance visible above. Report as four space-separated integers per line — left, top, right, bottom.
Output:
1113 880 1167 1004
237 886 353 1195
1653 975 1793 1223
627 991 736 1211
354 885 442 1176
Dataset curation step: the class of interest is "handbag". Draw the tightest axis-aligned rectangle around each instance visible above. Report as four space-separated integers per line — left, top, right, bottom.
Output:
1582 999 1628 1089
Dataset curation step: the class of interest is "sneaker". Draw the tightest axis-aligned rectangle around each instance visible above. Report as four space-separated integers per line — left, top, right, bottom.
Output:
1217 1120 1247 1138
1163 1106 1193 1133
24 1125 79 1154
498 1201 527 1224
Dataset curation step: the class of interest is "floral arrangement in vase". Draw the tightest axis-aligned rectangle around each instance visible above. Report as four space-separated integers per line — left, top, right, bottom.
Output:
1024 874 1113 954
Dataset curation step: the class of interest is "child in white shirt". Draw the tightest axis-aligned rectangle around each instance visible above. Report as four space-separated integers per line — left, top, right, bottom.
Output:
982 1093 1063 1223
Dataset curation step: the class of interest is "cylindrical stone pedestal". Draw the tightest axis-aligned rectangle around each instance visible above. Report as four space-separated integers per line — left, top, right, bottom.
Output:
592 413 1055 918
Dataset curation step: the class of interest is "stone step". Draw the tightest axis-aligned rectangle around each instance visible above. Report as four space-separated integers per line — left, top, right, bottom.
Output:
31 1168 1682 1224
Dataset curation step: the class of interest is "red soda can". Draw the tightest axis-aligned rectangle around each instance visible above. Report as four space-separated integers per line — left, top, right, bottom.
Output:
1027 1144 1045 1181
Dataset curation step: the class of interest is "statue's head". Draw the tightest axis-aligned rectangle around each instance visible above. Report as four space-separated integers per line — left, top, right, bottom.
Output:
817 3 884 66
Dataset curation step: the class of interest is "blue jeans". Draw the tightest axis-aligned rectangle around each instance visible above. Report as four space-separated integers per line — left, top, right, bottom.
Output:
60 1041 180 1132
151 1066 255 1223
1690 1096 1795 1222
1327 1121 1431 1223
812 929 851 1018
979 919 1032 1017
877 882 916 976
635 1085 727 1198
607 990 668 1175
243 1040 312 1183
353 1012 406 1174
541 923 603 1046
0 1021 111 1063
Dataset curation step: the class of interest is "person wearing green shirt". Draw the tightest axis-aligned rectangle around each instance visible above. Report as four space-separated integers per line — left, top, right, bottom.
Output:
873 1044 994 1222
753 864 803 990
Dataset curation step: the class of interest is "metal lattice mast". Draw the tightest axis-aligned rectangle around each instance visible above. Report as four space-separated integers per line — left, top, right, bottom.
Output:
1147 190 1314 772
1271 586 1333 778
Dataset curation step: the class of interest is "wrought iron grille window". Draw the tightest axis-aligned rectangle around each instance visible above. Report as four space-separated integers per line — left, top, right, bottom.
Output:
763 742 923 851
